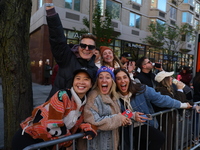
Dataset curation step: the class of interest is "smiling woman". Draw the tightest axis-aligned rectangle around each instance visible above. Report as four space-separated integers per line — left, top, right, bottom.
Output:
84 66 132 150
100 46 124 69
114 68 192 150
11 68 97 150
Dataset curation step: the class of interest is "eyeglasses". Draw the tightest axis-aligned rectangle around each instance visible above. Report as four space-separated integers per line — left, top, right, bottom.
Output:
80 43 96 50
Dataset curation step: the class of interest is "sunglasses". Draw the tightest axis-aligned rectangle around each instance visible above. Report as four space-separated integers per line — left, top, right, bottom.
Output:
80 43 96 50
144 60 152 65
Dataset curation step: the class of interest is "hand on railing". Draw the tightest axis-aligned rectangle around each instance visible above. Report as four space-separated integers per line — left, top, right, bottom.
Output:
180 102 192 109
119 113 132 126
195 105 200 113
134 112 148 123
79 123 97 140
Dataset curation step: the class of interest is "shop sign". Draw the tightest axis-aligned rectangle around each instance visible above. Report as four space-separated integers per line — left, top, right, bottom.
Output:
127 43 144 49
163 54 169 60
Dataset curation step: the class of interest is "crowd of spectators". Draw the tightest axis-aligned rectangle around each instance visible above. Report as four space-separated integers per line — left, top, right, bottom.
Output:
11 2 200 150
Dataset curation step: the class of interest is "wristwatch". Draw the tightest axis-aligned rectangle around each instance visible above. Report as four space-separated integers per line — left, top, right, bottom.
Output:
45 3 54 7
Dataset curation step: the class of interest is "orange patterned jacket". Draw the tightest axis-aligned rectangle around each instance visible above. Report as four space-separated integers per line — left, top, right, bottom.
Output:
20 88 96 148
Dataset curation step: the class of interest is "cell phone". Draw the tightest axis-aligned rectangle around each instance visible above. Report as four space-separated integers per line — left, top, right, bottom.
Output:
155 63 161 68
122 109 133 118
140 114 152 120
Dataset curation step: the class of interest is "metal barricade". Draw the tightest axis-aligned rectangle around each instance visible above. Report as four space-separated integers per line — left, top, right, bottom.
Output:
24 105 200 150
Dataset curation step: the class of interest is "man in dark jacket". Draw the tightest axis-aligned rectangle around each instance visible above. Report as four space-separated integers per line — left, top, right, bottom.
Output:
135 56 159 88
45 2 98 100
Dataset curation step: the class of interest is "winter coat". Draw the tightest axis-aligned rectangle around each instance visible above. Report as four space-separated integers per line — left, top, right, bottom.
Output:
135 71 158 88
193 72 200 102
155 85 189 110
20 88 94 148
84 88 122 150
120 85 182 128
46 10 98 100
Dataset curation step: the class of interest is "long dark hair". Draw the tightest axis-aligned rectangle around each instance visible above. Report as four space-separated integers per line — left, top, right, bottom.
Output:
114 68 145 98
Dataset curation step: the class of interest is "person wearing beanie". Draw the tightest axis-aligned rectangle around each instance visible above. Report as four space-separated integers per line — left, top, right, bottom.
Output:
84 66 132 150
12 68 97 150
100 46 135 80
154 71 198 150
99 46 124 70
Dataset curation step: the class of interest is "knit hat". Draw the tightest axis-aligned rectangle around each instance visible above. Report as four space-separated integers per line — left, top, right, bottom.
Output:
73 67 94 83
155 71 174 83
100 46 113 54
96 66 115 80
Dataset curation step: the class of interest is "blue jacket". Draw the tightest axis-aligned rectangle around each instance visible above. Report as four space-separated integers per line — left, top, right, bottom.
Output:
120 85 181 128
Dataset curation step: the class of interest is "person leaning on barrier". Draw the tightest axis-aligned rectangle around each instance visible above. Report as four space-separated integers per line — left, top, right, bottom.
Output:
84 66 132 150
154 71 200 150
44 0 98 101
11 68 97 150
114 68 192 150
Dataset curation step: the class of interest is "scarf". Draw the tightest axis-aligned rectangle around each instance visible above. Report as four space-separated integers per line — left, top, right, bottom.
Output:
118 92 133 112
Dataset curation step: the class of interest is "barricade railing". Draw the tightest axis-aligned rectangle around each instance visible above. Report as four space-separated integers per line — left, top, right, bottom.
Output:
24 103 200 150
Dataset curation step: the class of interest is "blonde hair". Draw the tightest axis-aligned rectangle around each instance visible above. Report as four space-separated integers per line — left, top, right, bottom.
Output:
92 78 119 100
160 77 174 95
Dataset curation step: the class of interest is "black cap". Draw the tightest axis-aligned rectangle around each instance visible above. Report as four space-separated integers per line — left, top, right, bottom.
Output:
121 52 132 59
73 67 94 83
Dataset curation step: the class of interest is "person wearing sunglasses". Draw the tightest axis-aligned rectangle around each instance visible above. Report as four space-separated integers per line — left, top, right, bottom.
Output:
44 0 98 100
135 56 159 88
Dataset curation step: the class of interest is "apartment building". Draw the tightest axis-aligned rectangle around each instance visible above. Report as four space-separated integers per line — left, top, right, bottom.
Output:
30 0 200 84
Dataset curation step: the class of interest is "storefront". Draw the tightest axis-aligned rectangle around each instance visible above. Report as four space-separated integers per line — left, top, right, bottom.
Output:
64 29 194 74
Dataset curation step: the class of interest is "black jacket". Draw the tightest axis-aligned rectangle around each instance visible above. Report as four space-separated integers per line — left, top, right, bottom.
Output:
135 71 157 88
193 72 200 102
46 13 98 100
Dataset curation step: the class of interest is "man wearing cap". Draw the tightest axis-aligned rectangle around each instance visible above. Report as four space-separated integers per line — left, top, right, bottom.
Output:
44 0 98 100
120 52 132 65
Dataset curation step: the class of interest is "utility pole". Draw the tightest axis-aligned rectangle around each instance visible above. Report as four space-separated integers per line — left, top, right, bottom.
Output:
89 0 93 34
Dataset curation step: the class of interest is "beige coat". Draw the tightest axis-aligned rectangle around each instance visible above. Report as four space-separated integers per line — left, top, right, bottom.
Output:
84 88 122 150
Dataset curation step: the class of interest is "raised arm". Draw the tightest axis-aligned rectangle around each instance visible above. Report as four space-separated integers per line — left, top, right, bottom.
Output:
44 0 73 66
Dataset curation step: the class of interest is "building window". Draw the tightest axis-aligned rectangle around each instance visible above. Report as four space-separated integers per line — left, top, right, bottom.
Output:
106 0 121 20
97 0 121 20
182 12 194 25
38 0 43 9
170 6 177 20
151 19 165 25
183 0 194 6
194 19 199 30
129 12 141 28
195 3 200 14
151 0 166 12
131 0 142 5
65 0 80 11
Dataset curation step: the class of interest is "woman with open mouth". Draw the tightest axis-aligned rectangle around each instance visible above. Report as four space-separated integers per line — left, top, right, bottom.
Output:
84 66 131 150
114 68 192 150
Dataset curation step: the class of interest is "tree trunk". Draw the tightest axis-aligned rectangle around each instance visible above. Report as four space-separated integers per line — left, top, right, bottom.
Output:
0 0 33 149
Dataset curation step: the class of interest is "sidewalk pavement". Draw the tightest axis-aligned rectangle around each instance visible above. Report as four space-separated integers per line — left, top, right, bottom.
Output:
0 81 52 148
